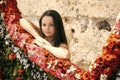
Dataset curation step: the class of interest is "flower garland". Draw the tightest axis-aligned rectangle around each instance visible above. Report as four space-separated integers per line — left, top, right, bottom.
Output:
0 10 58 80
1 0 120 80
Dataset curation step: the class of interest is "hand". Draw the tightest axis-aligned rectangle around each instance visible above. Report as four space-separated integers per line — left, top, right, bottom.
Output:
32 39 45 47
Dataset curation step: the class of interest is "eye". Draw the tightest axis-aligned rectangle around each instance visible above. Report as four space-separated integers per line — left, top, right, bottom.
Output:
50 23 54 27
42 23 46 26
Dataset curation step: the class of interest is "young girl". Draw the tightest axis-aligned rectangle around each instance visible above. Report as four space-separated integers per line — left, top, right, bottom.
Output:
20 10 70 59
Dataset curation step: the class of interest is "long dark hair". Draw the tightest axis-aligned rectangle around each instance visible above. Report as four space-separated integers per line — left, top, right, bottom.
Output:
39 10 68 47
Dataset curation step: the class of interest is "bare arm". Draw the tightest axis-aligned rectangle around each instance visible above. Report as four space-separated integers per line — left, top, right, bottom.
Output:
44 45 70 59
19 18 70 59
19 18 51 45
34 39 70 59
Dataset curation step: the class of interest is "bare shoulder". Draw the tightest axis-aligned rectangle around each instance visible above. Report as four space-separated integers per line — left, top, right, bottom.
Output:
59 43 68 49
59 43 70 59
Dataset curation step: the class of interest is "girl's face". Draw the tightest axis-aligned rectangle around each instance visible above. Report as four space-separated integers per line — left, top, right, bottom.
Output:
41 16 55 38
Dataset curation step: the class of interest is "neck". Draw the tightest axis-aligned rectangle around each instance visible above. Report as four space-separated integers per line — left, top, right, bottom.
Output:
45 37 54 46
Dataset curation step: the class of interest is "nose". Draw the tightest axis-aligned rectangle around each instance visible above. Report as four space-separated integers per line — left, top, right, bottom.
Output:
45 25 49 30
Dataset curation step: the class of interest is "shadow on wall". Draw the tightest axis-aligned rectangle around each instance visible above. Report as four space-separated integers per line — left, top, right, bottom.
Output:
97 20 111 31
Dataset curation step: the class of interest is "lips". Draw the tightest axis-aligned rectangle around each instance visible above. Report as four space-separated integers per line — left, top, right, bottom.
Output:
45 31 51 34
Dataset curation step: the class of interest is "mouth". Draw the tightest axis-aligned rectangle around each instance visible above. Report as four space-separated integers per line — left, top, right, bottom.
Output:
45 32 50 34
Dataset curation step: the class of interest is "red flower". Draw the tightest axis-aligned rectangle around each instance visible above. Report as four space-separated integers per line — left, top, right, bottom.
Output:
15 77 23 80
9 53 16 60
18 69 24 76
0 70 4 80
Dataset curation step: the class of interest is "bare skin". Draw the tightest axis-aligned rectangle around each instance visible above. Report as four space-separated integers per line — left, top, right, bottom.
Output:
20 18 70 59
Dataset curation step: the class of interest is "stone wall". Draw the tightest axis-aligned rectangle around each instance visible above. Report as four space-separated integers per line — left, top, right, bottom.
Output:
17 0 120 69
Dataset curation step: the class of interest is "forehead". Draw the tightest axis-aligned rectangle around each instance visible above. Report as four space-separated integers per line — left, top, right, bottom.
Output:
42 16 54 23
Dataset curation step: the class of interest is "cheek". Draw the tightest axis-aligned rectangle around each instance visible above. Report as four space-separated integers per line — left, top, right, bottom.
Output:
51 28 56 34
41 27 45 31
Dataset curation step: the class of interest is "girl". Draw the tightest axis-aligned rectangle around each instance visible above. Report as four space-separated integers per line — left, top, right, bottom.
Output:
20 10 70 59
